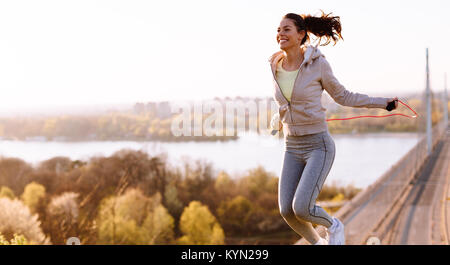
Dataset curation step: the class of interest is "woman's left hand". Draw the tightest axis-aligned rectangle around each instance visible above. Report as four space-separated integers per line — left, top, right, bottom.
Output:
386 97 398 111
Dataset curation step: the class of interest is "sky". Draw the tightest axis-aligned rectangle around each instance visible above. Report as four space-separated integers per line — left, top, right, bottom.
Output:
0 0 448 113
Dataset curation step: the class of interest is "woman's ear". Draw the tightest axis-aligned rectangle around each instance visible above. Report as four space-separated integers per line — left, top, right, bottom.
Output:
299 29 306 42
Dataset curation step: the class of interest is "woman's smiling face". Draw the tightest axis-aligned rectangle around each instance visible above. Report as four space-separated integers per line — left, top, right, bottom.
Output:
276 18 305 50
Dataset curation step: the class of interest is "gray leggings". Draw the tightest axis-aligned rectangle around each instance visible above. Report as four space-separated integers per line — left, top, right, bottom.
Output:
278 130 336 244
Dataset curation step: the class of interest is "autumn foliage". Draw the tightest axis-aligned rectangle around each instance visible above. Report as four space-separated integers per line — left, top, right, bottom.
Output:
0 149 357 244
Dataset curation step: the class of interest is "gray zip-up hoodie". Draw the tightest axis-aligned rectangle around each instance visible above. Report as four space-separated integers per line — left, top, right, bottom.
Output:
269 44 391 136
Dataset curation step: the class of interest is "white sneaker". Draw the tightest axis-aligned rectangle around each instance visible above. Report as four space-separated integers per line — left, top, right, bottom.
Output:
314 237 328 245
327 217 345 245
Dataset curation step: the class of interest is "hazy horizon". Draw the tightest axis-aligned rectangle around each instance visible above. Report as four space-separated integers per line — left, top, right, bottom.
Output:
0 90 427 117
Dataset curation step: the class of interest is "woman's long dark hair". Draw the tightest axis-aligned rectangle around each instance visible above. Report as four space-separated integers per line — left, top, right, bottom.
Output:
284 10 343 46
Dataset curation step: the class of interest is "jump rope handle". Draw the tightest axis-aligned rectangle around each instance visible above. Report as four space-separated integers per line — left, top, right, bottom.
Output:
386 99 398 112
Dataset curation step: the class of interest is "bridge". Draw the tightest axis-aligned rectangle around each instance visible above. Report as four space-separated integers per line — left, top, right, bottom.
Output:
296 49 449 245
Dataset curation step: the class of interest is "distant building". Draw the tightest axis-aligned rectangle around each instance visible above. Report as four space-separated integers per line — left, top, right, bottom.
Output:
133 102 146 115
146 102 157 114
156 101 171 119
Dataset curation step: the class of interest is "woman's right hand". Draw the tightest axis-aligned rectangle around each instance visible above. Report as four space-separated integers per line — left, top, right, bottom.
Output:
270 113 282 131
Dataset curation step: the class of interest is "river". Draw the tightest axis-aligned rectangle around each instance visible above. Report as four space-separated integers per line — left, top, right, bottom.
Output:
0 132 420 188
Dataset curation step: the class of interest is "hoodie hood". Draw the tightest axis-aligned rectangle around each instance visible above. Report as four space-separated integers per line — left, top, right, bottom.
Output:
269 43 323 74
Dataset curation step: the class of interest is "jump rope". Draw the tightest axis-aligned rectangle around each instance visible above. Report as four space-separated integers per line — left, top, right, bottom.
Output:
271 99 418 135
326 99 418 121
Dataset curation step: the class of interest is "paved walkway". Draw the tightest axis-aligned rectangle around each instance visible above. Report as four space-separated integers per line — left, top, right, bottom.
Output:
389 125 450 244
440 126 450 244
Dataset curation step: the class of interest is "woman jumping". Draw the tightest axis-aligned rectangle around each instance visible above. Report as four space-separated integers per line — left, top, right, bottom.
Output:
269 11 398 245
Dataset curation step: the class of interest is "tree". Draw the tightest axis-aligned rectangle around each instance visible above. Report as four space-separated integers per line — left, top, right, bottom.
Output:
141 204 175 244
42 118 57 139
239 166 274 200
217 195 255 236
21 182 46 213
0 233 28 245
0 198 49 244
214 171 236 200
45 192 79 244
96 188 174 245
0 158 33 196
38 156 72 174
177 201 225 245
179 158 214 205
0 186 15 200
163 183 183 220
